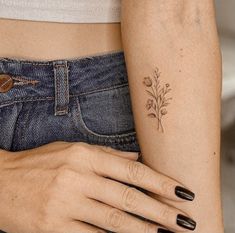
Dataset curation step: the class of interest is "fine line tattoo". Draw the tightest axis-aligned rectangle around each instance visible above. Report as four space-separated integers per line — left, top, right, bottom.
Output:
142 67 172 133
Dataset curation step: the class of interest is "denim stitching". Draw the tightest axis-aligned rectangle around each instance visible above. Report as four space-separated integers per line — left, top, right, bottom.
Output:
53 62 69 115
54 64 62 114
12 76 40 86
83 129 137 144
54 64 59 115
63 63 69 113
10 102 24 150
74 83 129 97
0 83 129 107
75 96 136 139
57 65 60 112
61 63 69 113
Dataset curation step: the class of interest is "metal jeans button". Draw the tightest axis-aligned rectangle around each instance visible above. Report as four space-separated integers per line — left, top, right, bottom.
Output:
0 74 14 93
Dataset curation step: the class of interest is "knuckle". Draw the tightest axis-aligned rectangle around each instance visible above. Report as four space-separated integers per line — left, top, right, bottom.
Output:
65 150 77 164
105 208 125 230
126 161 146 183
159 180 173 195
67 142 94 170
143 220 155 233
51 167 76 190
160 207 169 220
121 187 138 211
159 206 172 223
69 142 90 156
57 166 75 180
101 145 113 153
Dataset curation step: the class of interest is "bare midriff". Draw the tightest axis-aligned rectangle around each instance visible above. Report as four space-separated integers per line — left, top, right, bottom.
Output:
0 18 123 61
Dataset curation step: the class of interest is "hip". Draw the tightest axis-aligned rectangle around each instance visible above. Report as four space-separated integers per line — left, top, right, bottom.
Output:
0 18 123 60
0 50 140 153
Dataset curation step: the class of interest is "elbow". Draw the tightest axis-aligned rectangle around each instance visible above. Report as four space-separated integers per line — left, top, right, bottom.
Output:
121 1 219 47
121 1 216 28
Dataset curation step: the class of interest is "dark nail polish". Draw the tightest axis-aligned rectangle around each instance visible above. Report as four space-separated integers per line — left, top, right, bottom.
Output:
175 186 195 201
177 214 196 231
158 228 175 233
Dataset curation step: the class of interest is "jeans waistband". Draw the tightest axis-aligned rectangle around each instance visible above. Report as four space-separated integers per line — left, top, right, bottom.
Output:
0 50 128 115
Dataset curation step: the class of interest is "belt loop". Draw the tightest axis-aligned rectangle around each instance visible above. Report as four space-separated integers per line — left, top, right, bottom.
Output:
53 60 69 116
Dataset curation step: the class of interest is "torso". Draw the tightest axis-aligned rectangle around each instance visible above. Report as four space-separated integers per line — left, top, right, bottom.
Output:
0 18 123 60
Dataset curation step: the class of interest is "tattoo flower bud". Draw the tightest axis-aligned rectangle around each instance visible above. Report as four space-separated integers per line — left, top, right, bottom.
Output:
161 108 167 115
146 99 153 110
143 77 152 87
165 83 170 88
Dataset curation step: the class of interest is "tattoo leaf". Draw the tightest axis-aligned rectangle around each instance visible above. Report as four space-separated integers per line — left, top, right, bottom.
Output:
161 103 170 107
145 90 155 98
148 113 157 118
165 98 173 102
158 88 164 96
156 96 160 106
165 88 172 94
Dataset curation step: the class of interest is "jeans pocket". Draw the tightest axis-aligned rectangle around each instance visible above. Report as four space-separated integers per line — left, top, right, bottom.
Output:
75 83 138 143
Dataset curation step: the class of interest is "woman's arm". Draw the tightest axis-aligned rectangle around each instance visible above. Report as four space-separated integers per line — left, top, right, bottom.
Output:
121 0 224 232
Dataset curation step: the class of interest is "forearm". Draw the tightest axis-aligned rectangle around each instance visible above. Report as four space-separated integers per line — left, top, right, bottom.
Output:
0 149 11 230
121 1 224 232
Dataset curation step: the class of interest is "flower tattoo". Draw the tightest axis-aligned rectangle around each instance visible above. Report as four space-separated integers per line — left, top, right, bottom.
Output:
143 67 172 133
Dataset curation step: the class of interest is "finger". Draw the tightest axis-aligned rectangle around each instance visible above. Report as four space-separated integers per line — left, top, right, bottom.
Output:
68 220 107 233
83 175 192 232
75 197 162 233
91 151 195 202
95 144 140 161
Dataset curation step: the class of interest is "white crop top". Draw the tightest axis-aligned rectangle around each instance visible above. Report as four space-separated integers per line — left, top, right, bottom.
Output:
0 0 121 23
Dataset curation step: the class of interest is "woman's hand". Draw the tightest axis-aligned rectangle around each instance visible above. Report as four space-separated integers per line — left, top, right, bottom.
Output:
0 141 195 233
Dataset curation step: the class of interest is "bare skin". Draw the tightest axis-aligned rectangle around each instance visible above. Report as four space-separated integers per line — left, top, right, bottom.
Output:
0 18 123 60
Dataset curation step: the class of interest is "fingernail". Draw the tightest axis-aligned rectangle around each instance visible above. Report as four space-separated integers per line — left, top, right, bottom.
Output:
176 214 196 231
158 228 175 233
175 186 195 201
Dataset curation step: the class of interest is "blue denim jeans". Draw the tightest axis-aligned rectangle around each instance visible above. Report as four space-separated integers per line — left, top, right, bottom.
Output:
0 50 141 233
